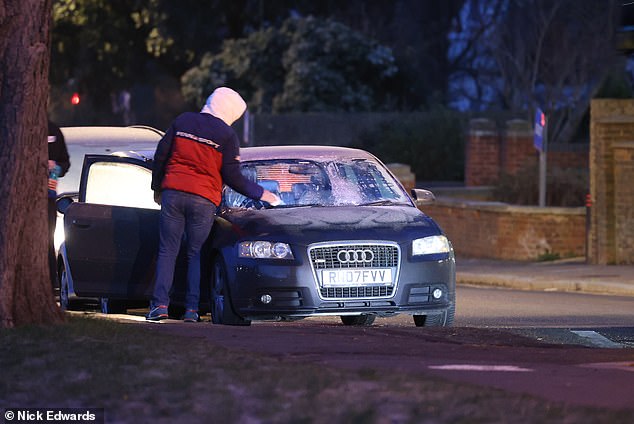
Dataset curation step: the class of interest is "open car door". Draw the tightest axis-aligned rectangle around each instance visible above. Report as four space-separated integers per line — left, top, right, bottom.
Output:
63 154 160 299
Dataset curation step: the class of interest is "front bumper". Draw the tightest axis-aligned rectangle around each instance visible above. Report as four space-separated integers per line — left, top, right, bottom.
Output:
226 255 456 320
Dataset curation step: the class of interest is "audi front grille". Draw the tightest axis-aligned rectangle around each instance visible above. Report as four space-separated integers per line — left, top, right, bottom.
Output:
308 241 401 300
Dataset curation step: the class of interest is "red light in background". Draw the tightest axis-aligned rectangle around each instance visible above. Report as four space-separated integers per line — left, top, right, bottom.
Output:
71 92 80 105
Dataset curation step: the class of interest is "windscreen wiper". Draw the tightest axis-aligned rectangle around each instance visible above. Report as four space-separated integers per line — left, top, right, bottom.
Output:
359 200 410 206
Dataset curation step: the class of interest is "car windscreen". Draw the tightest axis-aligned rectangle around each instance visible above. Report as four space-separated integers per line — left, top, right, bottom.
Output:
223 159 411 208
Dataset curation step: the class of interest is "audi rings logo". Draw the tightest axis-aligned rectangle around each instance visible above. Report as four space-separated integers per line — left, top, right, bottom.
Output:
337 249 374 263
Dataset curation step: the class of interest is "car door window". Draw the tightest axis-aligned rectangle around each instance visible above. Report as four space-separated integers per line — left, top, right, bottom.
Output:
85 161 158 209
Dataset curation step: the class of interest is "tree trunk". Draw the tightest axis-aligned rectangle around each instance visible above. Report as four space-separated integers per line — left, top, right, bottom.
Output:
0 0 64 327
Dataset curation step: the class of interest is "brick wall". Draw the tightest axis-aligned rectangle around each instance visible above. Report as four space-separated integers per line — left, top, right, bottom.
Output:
501 120 537 174
588 99 634 264
421 199 586 261
614 142 634 263
466 118 589 187
465 119 499 186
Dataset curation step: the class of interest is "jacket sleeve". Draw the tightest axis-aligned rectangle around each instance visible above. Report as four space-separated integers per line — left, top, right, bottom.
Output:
220 134 264 200
49 123 70 177
151 124 175 191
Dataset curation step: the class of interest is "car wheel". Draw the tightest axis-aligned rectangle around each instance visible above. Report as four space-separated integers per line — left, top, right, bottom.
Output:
413 304 455 327
99 298 127 314
210 257 251 326
340 315 376 326
59 265 72 311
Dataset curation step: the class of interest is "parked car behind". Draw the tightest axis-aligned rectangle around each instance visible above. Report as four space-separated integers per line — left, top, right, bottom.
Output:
54 126 163 250
58 131 456 327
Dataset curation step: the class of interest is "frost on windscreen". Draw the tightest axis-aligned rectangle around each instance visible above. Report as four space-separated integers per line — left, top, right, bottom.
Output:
324 161 363 205
325 160 409 206
223 158 410 208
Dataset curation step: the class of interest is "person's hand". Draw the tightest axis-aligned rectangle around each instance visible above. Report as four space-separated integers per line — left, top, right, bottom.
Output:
154 191 161 205
48 160 57 171
260 190 283 206
48 178 58 191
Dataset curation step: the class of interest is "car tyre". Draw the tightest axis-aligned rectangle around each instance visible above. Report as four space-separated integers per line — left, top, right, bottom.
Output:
59 264 75 311
340 315 376 326
413 304 455 327
99 298 127 314
210 257 251 326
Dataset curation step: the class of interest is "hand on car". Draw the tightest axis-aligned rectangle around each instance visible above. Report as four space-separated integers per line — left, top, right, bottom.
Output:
260 190 283 206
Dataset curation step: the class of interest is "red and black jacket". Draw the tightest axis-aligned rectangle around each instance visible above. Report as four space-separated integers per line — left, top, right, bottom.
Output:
151 112 263 206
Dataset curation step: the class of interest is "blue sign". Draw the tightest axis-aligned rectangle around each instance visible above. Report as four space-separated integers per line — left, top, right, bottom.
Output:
534 108 546 152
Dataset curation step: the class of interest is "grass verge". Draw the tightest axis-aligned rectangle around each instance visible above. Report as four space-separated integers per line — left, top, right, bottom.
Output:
1 316 632 423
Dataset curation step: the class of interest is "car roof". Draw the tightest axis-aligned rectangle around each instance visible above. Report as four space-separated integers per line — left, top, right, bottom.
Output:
60 126 375 163
100 143 377 163
240 145 376 162
61 126 163 146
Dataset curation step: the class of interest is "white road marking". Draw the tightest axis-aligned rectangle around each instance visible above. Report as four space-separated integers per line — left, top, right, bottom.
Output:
571 331 624 348
428 364 533 372
578 362 634 372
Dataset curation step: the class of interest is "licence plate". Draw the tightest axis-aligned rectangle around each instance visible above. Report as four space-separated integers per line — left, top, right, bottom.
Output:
321 268 393 286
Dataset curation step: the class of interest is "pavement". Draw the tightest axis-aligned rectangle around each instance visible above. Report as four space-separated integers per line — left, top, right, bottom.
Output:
456 256 634 297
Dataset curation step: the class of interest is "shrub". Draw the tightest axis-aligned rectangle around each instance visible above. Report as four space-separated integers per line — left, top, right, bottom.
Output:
353 108 466 181
493 164 588 207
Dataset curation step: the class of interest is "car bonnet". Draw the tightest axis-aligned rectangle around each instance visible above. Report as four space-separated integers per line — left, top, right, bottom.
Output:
219 205 442 243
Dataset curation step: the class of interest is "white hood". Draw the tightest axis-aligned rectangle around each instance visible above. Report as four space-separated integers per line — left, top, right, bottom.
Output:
200 87 247 126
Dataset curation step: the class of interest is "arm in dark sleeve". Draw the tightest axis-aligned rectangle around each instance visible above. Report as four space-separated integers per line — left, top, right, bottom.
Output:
220 134 264 200
49 122 70 177
151 124 175 191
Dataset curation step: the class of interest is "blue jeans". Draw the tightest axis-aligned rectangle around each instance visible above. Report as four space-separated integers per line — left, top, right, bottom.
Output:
151 189 217 311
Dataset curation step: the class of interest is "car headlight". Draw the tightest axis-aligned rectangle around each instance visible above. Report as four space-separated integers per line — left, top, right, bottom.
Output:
239 241 294 259
412 235 450 256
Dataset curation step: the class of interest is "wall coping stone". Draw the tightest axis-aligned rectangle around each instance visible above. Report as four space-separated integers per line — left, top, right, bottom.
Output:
469 118 497 136
505 119 532 136
591 99 634 119
431 197 586 216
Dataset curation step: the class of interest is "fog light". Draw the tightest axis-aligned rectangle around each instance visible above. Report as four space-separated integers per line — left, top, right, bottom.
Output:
432 288 443 299
260 294 272 304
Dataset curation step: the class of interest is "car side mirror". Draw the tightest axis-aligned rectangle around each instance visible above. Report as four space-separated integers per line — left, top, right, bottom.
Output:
56 193 77 214
411 188 435 206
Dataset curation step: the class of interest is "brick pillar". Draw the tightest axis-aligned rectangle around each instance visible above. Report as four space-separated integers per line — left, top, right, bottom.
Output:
613 142 634 264
502 119 537 175
465 118 499 186
588 99 634 264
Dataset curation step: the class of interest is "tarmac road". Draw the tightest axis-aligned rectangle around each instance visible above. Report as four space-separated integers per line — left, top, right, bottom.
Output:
82 257 634 410
142 317 634 411
105 285 634 412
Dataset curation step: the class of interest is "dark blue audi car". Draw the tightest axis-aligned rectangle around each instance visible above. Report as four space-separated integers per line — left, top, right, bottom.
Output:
58 138 455 327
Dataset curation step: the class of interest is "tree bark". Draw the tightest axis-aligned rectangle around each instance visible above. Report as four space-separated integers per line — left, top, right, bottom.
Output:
0 0 64 327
